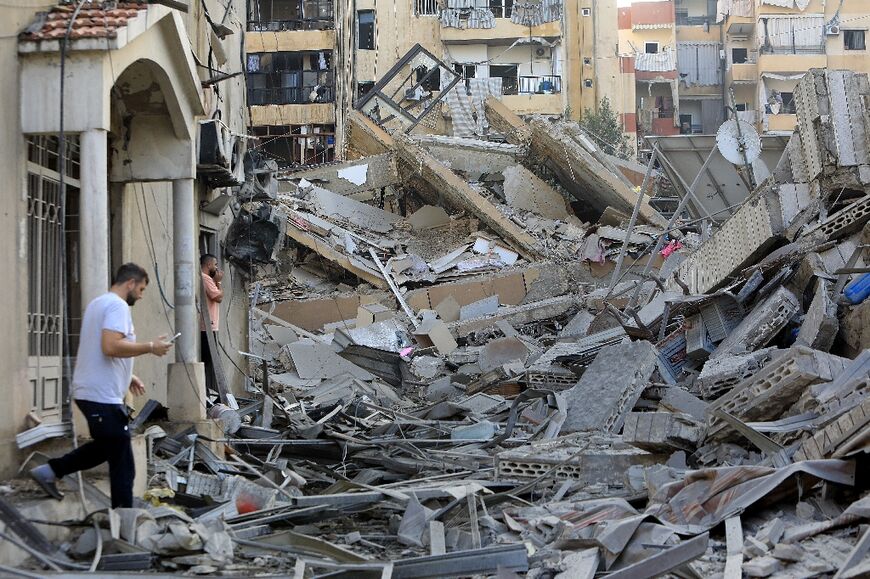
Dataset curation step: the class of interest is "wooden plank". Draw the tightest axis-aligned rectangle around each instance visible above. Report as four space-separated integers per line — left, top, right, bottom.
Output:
724 516 743 579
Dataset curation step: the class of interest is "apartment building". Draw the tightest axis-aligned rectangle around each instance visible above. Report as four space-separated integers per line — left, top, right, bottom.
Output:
720 0 870 135
0 0 250 477
617 0 725 147
245 0 622 168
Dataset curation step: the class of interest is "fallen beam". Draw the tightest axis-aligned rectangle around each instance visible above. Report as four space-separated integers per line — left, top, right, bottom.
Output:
605 532 709 579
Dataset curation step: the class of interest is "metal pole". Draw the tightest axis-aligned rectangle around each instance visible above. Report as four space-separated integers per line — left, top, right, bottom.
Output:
626 145 720 310
172 178 197 363
606 144 659 297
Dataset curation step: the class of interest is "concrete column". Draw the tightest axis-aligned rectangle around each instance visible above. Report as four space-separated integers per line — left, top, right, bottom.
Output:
168 177 206 422
79 129 109 306
171 178 197 363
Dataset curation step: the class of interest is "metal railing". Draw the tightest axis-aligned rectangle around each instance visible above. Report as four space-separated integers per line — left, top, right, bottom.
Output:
759 44 825 55
676 15 712 26
247 19 334 31
518 75 561 94
247 85 335 106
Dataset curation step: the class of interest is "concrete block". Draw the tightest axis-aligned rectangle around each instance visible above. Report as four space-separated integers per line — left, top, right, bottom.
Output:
707 346 850 440
496 435 665 486
696 348 780 400
795 279 838 351
795 391 870 461
772 543 804 562
562 341 659 433
623 412 703 453
670 188 784 294
660 388 708 421
459 295 499 321
778 183 812 228
502 164 569 219
478 337 529 371
356 303 394 328
558 310 594 338
743 555 782 577
413 318 458 355
804 194 870 242
755 517 785 546
711 287 800 360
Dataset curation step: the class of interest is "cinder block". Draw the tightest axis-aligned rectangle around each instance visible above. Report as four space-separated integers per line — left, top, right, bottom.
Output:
562 341 659 433
696 348 780 400
669 189 784 294
795 279 838 351
707 346 850 440
804 195 870 242
795 392 870 461
711 287 800 360
623 412 703 453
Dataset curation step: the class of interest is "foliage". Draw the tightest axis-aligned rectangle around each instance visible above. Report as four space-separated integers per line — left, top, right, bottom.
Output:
578 97 633 161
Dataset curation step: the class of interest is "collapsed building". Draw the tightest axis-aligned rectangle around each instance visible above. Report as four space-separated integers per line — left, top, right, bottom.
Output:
2 66 870 578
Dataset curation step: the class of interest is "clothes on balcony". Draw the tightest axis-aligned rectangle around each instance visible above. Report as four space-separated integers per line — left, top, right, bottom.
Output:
715 0 753 23
443 76 502 138
510 0 560 26
758 16 824 52
760 0 809 8
440 7 495 28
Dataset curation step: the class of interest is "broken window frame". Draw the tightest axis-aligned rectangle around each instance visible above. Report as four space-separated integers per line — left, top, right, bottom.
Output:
354 44 462 133
247 0 334 31
246 51 335 105
250 124 336 168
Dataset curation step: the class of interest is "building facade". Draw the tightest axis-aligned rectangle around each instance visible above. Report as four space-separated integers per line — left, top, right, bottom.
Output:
0 0 250 477
245 0 623 168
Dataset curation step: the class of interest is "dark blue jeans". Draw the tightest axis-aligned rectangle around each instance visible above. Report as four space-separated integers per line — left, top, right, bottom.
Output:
49 399 134 508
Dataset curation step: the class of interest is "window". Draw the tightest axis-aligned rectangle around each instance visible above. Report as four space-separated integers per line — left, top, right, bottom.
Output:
584 78 593 88
780 92 795 114
357 10 375 50
453 63 476 80
357 81 375 100
581 7 590 16
732 47 748 64
735 103 747 111
645 42 659 54
251 124 336 167
489 64 518 95
844 30 866 51
679 114 693 134
415 0 438 16
415 66 441 91
583 57 592 65
248 0 334 31
246 51 334 105
489 0 513 18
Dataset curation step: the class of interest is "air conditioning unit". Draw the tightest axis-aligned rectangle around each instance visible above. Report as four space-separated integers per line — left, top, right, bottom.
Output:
534 47 551 58
197 119 246 188
825 23 840 36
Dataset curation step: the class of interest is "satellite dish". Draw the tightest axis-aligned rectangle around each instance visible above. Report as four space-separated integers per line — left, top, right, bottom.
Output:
716 119 762 165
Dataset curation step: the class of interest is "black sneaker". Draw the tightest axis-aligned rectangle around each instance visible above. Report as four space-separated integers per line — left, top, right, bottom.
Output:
29 466 64 501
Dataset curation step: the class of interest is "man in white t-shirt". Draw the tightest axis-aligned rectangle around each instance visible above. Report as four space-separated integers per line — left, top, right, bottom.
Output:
30 263 173 508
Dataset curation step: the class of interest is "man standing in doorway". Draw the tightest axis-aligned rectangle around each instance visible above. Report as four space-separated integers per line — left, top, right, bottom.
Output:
30 263 173 508
200 253 223 395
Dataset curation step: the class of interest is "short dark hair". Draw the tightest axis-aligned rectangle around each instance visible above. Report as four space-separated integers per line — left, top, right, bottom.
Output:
200 253 218 267
113 263 149 285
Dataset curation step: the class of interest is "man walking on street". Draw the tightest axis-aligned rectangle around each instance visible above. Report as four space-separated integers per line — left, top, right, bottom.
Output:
200 253 223 395
30 263 173 508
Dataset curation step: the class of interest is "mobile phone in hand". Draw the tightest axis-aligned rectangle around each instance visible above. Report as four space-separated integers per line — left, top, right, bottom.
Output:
167 332 182 343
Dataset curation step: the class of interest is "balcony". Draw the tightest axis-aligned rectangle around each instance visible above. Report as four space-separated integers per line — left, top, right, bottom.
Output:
248 18 333 31
757 51 826 73
518 75 561 94
440 18 560 42
248 85 334 106
501 93 562 115
730 62 757 83
766 113 797 133
245 28 335 52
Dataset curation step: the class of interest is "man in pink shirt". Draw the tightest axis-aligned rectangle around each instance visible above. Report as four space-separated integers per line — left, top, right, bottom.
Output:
200 254 223 394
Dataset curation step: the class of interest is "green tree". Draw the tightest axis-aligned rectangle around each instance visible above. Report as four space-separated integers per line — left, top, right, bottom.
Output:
578 97 633 161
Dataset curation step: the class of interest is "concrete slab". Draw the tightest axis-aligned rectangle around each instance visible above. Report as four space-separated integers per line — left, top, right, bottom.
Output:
562 341 659 433
502 165 569 219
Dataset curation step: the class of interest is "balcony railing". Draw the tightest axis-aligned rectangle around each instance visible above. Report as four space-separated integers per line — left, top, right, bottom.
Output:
676 15 712 26
759 44 825 55
248 19 334 31
518 75 561 94
248 86 335 106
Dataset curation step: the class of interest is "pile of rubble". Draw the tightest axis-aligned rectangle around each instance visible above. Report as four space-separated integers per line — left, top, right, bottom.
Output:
4 69 870 577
